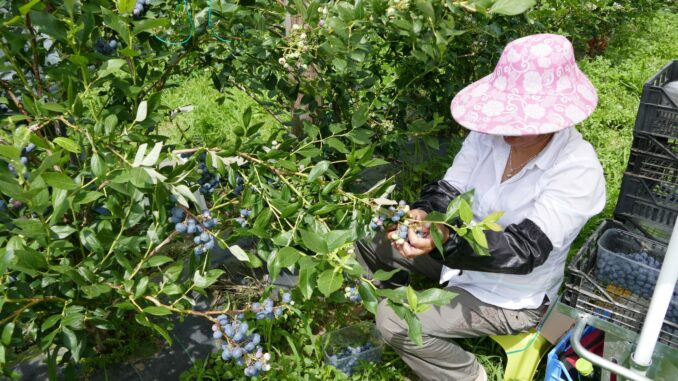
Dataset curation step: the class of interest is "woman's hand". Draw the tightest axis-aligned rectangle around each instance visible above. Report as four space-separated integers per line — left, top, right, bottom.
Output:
391 209 449 259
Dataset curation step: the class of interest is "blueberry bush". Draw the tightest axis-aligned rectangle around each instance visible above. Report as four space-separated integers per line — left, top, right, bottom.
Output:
1 0 668 379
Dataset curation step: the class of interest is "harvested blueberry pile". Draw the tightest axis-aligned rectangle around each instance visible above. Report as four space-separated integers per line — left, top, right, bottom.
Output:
326 342 381 375
596 250 678 336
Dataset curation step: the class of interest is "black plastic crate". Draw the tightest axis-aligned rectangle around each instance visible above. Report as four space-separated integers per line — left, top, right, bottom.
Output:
638 60 678 108
633 61 678 139
613 175 678 243
562 220 678 349
626 134 678 184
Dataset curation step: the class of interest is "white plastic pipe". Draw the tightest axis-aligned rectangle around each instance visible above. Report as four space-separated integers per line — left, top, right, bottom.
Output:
632 220 678 371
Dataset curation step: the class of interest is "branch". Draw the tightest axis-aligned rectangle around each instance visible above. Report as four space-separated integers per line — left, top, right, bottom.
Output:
140 47 193 100
25 13 44 98
227 80 287 126
0 80 30 117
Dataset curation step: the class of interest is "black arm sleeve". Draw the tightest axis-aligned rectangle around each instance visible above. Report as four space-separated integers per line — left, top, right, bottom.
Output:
436 219 554 275
410 180 461 213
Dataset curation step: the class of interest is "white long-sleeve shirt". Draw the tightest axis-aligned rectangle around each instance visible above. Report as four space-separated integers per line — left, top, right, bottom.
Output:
440 127 606 309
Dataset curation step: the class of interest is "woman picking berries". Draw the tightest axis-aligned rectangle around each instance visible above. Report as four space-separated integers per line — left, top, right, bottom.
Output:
355 34 606 381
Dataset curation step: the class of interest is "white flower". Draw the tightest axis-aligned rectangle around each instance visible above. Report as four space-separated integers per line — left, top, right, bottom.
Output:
292 24 301 31
522 71 543 94
471 83 490 97
481 100 504 117
278 57 286 65
524 104 546 119
300 33 306 40
530 43 553 57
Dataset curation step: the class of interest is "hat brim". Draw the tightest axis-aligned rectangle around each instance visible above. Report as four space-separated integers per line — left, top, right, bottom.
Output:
450 68 598 136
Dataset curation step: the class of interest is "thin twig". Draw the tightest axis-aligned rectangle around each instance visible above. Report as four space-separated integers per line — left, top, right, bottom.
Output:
227 80 287 126
0 80 30 116
25 13 43 97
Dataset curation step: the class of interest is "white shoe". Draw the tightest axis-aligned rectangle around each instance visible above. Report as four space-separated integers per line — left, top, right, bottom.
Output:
474 365 487 381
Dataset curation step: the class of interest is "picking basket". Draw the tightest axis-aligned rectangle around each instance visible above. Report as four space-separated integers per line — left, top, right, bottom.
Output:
562 220 678 349
322 322 383 375
626 134 678 184
613 175 678 243
633 61 678 139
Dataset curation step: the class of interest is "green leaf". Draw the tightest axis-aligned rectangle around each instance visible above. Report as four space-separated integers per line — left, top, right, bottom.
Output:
326 230 352 252
133 18 170 34
242 106 252 128
300 229 328 254
135 276 149 299
358 280 379 314
471 226 488 249
141 142 162 166
19 0 41 15
307 160 330 182
1 322 14 346
430 224 445 255
406 285 418 310
42 172 78 190
143 306 172 316
458 199 474 224
53 137 80 154
135 101 148 122
481 211 504 224
416 0 435 20
61 327 82 362
352 104 369 128
193 269 225 288
317 269 343 297
272 230 293 246
117 0 136 13
145 256 173 267
372 269 400 282
489 0 536 15
417 288 457 306
404 309 423 346
50 225 77 239
152 323 172 345
276 247 302 268
41 315 61 331
299 267 317 300
228 245 250 262
445 197 463 222
28 11 67 41
91 154 106 178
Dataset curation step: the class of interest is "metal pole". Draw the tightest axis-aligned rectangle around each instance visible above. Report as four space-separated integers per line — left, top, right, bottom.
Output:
631 220 678 373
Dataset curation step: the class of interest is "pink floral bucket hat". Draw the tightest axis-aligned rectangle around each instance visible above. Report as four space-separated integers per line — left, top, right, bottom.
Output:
450 33 598 136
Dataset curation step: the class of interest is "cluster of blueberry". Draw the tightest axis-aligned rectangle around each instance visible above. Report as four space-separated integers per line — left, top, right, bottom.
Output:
7 143 35 180
94 37 117 55
133 0 150 17
344 286 361 303
196 155 222 195
213 293 293 377
596 251 662 299
234 209 252 228
369 201 426 245
169 200 218 256
326 342 380 375
369 200 410 231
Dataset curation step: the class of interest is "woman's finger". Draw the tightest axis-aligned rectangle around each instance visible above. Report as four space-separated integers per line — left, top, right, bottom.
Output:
407 228 433 250
401 242 427 258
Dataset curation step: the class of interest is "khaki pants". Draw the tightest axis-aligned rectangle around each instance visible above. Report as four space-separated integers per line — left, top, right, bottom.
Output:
355 235 547 381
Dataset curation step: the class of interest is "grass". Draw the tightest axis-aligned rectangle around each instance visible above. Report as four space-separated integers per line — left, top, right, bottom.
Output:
170 9 677 380
572 8 678 249
159 69 284 147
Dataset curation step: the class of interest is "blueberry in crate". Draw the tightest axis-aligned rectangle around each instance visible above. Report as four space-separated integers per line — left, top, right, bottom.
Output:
323 322 383 375
595 228 673 300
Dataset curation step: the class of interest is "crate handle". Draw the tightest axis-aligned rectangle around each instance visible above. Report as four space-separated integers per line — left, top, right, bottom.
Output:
571 313 653 381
